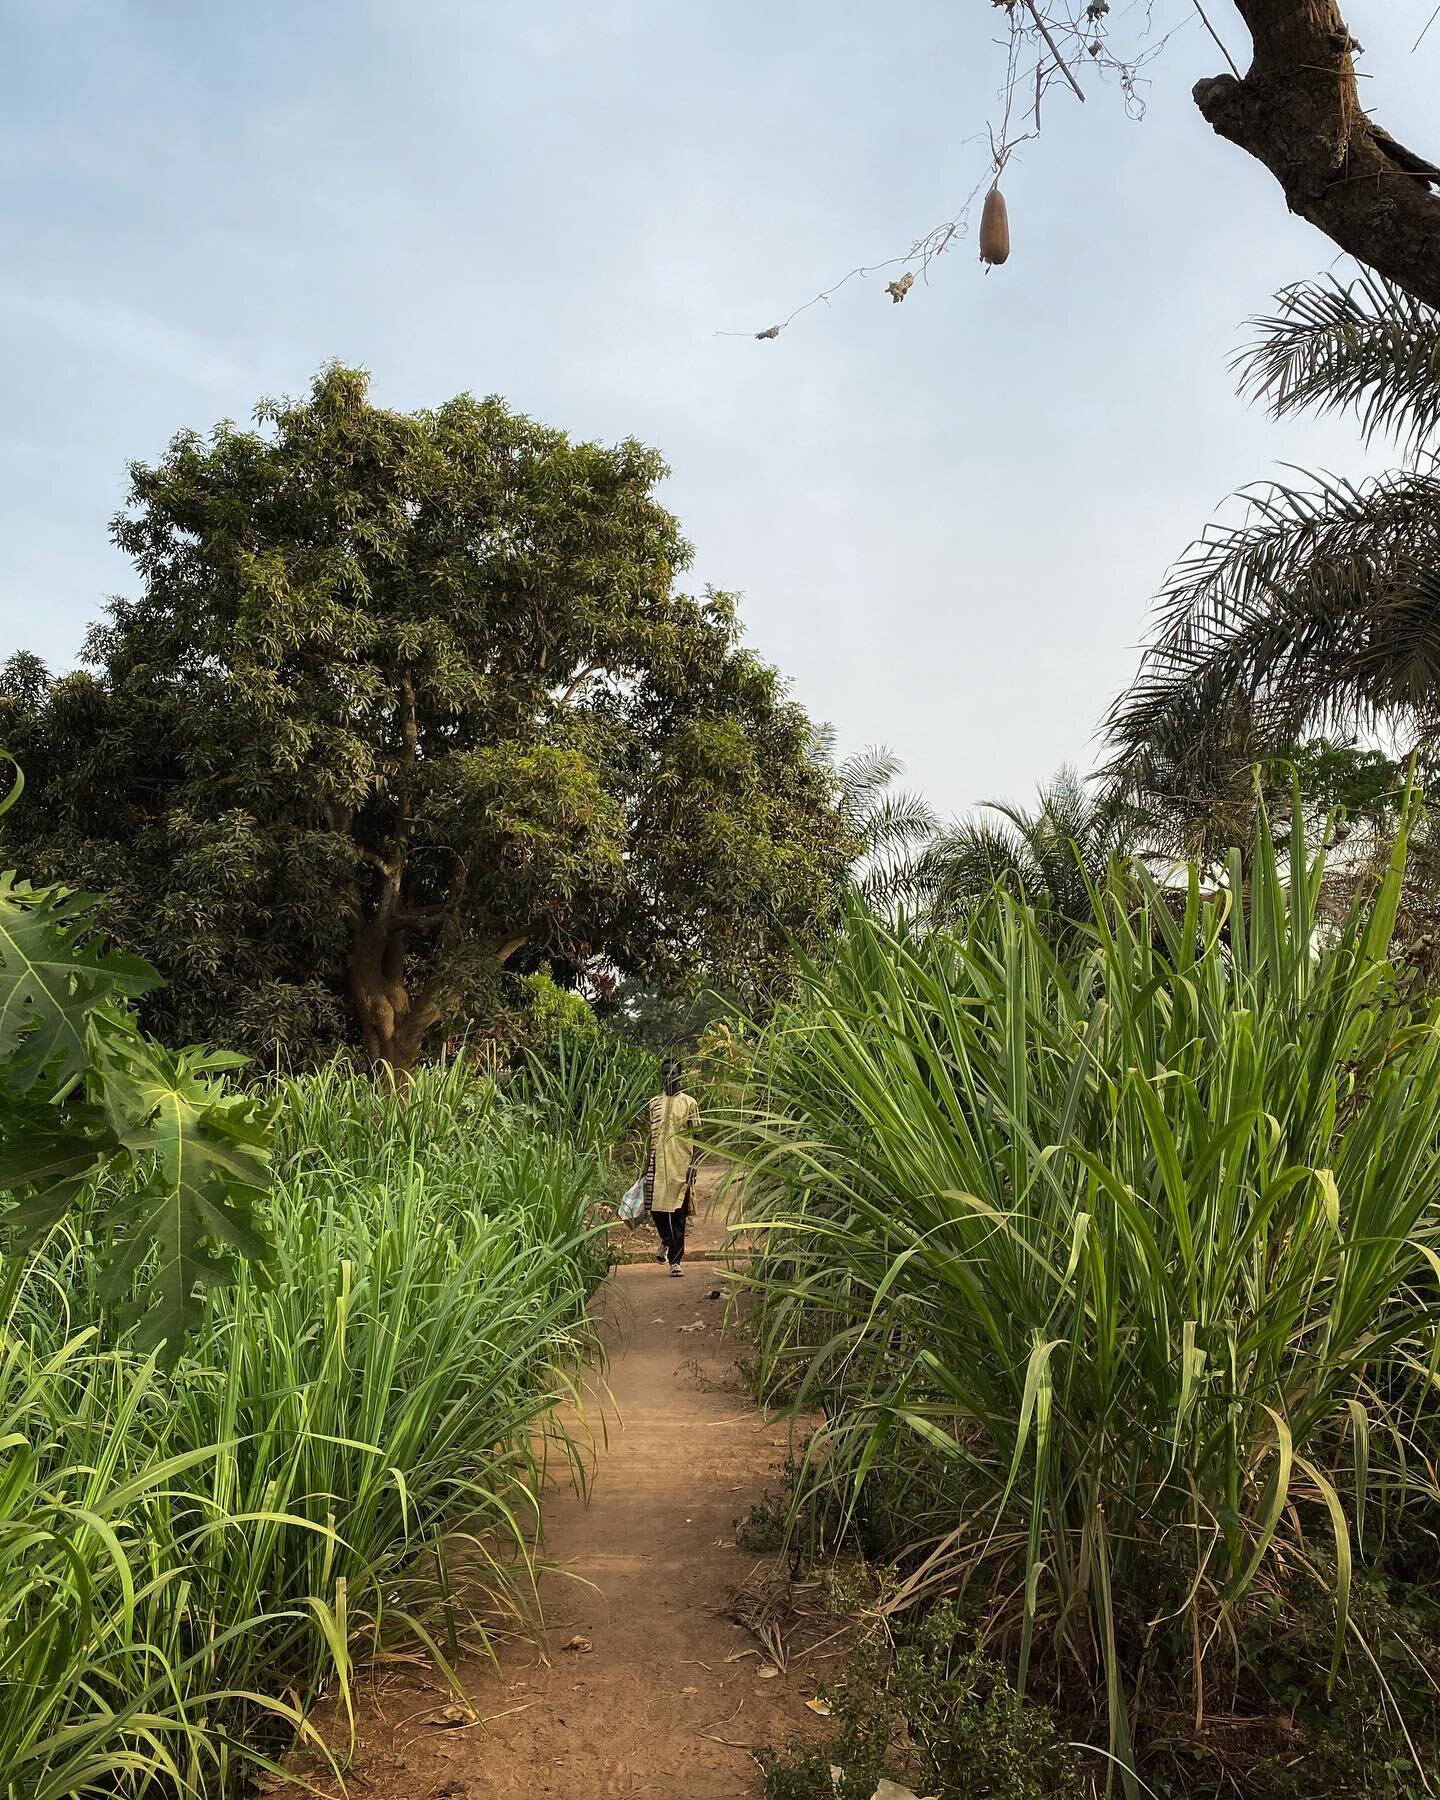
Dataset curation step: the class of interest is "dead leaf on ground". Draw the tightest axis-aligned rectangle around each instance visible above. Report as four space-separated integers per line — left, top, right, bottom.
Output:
756 1664 780 1680
434 1703 474 1726
681 1684 699 1694
677 1320 706 1333
560 1635 592 1653
805 1696 832 1715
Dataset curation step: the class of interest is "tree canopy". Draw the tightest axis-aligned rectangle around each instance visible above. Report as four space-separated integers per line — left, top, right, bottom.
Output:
0 366 852 1072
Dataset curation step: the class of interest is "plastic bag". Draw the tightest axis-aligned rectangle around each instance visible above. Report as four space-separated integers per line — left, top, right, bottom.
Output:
617 1178 647 1224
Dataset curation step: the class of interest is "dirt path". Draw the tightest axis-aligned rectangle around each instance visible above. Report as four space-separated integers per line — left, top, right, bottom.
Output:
307 1169 822 1799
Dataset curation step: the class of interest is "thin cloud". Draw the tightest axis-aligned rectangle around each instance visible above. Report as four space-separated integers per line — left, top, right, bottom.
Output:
0 282 243 391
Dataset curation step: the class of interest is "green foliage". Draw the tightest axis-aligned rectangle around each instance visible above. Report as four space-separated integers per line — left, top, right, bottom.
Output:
0 1060 604 1798
517 1027 660 1160
1107 270 1440 811
725 795 1440 1788
761 1605 1088 1800
520 969 599 1050
609 975 737 1056
0 369 850 1072
0 786 273 1348
1275 738 1405 823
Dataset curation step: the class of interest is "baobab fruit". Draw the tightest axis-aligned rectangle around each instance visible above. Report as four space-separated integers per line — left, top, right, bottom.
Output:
980 186 1010 267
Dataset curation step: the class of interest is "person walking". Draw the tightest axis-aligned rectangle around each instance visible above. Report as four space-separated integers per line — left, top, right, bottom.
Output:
645 1059 700 1276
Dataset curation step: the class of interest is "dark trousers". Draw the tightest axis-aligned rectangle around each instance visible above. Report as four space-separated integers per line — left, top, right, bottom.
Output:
653 1205 687 1265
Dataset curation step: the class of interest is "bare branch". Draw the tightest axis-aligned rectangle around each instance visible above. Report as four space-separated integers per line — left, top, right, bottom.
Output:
357 847 395 878
1022 0 1085 101
1191 0 1241 79
558 663 601 707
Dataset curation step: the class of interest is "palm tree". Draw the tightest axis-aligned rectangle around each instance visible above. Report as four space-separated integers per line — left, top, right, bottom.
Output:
810 727 939 912
1107 270 1440 791
917 764 1141 929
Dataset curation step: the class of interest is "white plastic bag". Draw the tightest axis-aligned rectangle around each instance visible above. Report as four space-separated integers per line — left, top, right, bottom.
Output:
617 1178 647 1224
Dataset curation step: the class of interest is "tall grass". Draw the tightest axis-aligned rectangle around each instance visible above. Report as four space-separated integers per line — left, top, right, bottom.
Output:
726 803 1440 1785
518 1029 660 1160
1 1060 606 1797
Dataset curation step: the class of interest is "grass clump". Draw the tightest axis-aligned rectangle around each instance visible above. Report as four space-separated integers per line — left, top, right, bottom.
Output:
728 795 1440 1790
516 1027 660 1160
0 1058 607 1797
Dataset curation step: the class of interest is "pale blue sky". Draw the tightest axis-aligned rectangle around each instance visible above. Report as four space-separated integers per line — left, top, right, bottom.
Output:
2 1 1435 815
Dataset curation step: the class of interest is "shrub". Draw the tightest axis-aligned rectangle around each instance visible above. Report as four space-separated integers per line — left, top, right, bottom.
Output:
761 1604 1089 1800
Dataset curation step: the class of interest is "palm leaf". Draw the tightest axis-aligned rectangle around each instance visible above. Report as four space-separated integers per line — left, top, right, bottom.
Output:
1237 271 1440 458
1108 469 1440 760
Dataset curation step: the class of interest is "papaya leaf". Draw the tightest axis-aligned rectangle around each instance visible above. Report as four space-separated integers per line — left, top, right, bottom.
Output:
0 1095 117 1248
92 1025 272 1352
0 873 160 1095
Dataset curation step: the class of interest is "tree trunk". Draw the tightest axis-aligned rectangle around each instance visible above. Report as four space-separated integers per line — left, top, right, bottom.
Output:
1194 0 1440 310
348 921 531 1080
348 921 439 1080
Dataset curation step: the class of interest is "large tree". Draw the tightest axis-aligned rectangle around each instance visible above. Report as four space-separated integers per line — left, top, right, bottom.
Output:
0 367 851 1073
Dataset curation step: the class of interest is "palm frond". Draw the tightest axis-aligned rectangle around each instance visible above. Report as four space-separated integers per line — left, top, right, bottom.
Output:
806 721 840 770
1109 468 1440 757
1236 271 1440 458
917 815 1033 916
838 744 907 808
917 766 1141 927
857 787 939 855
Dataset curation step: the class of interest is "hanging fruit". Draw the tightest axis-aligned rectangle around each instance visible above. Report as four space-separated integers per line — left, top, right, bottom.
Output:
979 185 1010 267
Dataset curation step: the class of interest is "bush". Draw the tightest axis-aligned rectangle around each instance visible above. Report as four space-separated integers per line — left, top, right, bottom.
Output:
761 1604 1089 1800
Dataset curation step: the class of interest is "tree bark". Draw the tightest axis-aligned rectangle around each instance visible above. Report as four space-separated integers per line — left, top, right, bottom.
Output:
348 923 443 1079
1193 0 1440 310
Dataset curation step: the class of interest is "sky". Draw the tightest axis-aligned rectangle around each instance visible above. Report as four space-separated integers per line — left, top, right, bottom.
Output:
2 0 1436 820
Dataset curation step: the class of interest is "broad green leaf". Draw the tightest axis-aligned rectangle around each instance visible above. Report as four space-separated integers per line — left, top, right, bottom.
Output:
92 1026 272 1351
0 874 159 1094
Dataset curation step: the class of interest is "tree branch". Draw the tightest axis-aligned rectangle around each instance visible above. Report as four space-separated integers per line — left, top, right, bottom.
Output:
395 904 451 929
558 663 602 707
1194 0 1440 311
494 932 531 967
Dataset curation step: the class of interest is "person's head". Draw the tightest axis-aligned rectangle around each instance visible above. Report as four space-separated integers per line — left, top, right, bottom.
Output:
662 1058 682 1096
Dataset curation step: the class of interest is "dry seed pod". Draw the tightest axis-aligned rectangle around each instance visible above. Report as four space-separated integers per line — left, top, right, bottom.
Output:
979 186 1010 267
